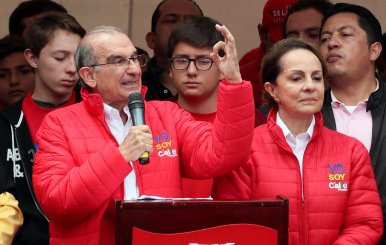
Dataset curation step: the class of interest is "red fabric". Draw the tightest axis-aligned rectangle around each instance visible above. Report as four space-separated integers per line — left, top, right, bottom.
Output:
181 111 216 198
262 0 296 43
180 108 266 198
239 45 265 107
239 48 259 67
189 111 216 123
32 80 255 245
214 109 383 245
132 224 277 245
22 92 76 144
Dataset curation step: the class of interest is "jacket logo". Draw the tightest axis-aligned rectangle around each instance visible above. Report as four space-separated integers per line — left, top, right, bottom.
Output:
153 131 178 158
328 163 348 191
6 148 25 178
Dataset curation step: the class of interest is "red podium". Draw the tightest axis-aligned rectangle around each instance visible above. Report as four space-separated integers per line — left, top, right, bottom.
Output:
115 196 288 245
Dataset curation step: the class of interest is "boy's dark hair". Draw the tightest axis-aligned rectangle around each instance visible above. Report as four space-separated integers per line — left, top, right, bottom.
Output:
150 0 203 33
320 3 382 46
0 34 27 61
283 0 333 38
9 0 67 36
167 16 223 59
25 12 86 57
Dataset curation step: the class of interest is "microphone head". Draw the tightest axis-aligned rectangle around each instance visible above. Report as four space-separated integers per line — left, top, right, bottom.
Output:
128 92 144 110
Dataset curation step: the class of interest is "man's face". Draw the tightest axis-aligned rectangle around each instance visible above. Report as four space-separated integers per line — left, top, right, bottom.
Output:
169 42 221 105
89 32 142 110
0 52 34 106
147 0 202 68
320 13 374 81
285 8 323 47
29 29 81 102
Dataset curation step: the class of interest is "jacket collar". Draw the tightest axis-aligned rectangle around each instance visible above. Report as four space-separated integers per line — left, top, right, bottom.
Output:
267 108 323 151
81 86 148 116
0 99 23 125
367 74 385 111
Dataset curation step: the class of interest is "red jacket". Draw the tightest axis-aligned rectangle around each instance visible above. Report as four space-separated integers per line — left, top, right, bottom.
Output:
32 80 254 245
214 109 383 245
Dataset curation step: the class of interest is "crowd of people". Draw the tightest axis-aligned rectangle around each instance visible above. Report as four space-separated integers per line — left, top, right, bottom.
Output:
0 0 386 244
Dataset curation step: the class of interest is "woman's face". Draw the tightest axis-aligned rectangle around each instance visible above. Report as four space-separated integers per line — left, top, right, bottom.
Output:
265 48 325 119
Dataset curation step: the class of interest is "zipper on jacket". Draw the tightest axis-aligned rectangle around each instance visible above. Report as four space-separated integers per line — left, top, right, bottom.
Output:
301 154 308 245
301 195 306 245
13 124 49 222
299 167 306 245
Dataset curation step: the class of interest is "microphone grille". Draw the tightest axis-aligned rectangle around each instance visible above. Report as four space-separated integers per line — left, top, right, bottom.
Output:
128 92 144 109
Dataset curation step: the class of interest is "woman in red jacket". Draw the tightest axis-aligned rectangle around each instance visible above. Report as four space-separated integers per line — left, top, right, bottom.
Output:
213 39 383 245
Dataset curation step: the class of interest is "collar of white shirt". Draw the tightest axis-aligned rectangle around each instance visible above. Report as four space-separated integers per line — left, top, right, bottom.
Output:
276 111 315 148
103 103 131 126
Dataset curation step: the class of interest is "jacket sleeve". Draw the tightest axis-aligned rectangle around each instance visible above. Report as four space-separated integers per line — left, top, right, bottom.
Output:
212 159 254 200
333 142 383 244
176 80 255 179
32 114 132 225
0 192 23 245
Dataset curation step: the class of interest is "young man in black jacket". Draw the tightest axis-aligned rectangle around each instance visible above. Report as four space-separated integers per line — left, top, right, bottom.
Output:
0 12 85 244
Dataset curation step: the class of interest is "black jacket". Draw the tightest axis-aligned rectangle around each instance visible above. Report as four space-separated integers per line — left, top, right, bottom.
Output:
0 86 82 244
142 57 176 101
322 80 386 244
0 99 49 245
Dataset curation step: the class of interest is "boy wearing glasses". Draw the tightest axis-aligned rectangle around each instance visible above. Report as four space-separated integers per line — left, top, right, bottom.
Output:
167 16 224 198
31 23 254 244
168 16 266 198
0 12 85 244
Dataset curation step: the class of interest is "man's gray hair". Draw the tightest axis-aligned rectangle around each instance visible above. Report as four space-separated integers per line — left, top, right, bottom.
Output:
75 26 125 86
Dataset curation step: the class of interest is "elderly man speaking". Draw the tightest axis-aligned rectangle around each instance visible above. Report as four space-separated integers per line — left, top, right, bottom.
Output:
31 25 254 244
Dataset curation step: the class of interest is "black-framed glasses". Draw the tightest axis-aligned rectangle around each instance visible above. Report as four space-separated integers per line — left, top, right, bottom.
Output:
169 57 214 71
90 54 147 69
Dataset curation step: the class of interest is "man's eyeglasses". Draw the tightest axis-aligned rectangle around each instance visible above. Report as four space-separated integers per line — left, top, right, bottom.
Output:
90 54 147 69
169 57 214 71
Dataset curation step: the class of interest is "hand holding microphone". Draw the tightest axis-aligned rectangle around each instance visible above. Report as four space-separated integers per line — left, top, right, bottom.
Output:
128 92 150 164
118 93 152 164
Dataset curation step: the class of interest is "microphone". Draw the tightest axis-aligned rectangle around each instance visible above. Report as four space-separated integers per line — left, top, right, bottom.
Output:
128 92 149 165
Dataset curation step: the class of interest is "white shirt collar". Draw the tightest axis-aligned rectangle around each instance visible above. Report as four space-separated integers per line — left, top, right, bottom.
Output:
103 103 131 126
276 112 315 140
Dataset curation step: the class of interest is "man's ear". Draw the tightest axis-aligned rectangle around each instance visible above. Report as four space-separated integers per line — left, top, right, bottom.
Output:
79 67 97 88
146 32 156 50
370 42 382 62
24 49 38 69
